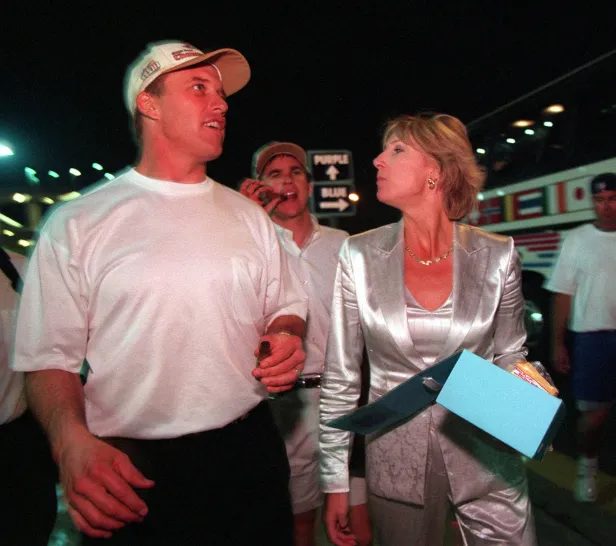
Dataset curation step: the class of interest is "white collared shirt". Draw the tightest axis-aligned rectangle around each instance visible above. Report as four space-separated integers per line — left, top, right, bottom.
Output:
274 216 348 375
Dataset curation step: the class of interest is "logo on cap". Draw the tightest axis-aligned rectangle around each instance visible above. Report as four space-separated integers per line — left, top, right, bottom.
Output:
140 60 161 81
171 45 201 61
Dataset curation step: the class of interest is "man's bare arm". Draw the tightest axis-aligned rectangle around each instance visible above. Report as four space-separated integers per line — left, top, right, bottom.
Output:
25 369 89 460
551 293 572 374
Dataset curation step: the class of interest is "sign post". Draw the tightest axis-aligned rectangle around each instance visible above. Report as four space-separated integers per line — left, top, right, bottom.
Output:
306 149 357 219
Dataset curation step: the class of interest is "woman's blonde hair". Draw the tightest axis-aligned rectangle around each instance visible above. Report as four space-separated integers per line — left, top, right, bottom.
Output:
382 112 485 220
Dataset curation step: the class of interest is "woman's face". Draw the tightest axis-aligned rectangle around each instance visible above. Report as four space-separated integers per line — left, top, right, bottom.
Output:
373 136 438 210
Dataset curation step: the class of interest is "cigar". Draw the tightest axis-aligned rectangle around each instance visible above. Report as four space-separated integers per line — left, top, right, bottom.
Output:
258 190 287 206
255 341 271 369
512 361 559 396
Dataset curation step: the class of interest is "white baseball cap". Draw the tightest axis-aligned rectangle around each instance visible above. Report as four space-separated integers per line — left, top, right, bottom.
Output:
124 40 251 115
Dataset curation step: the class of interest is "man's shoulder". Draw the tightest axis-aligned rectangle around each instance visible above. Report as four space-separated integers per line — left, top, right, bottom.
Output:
36 170 135 236
561 223 596 249
213 180 269 214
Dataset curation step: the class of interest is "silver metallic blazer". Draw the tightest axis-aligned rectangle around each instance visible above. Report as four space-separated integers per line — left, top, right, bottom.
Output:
319 221 529 505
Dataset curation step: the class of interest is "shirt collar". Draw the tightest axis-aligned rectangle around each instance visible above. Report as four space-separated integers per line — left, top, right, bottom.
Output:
274 215 322 254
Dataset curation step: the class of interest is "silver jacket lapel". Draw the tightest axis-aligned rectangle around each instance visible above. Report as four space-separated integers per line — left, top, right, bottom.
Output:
372 220 425 370
435 223 490 363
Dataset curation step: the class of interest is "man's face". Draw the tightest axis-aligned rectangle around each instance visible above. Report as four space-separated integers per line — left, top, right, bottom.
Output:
593 190 616 229
145 64 228 163
261 155 312 220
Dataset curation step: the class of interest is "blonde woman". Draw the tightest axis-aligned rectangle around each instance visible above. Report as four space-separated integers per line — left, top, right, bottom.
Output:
320 113 537 546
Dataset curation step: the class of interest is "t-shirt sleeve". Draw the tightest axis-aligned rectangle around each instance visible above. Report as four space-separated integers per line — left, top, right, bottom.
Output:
545 231 578 295
11 227 88 374
262 221 308 329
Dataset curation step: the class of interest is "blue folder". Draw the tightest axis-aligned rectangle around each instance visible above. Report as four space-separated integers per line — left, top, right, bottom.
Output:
436 350 565 459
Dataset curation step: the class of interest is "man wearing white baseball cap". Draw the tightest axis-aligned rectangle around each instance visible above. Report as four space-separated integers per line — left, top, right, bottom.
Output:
12 39 308 545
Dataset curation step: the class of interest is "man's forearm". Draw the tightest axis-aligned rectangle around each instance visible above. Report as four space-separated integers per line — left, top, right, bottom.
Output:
267 314 306 339
551 293 572 347
25 369 90 460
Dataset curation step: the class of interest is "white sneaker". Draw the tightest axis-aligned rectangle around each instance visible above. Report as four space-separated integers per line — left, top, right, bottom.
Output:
575 457 598 503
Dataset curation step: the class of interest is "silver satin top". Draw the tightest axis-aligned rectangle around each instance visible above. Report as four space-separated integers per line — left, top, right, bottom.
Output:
404 288 452 368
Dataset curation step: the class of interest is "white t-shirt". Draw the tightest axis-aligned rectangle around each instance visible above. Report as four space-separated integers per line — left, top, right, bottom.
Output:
12 169 307 438
274 217 348 376
0 250 26 425
546 223 616 332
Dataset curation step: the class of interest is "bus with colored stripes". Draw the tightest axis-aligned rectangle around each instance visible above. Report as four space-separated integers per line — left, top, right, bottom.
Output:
463 48 616 361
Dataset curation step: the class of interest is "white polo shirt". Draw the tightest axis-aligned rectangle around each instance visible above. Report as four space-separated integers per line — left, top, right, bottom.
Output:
0 250 26 425
12 169 307 438
274 217 348 375
546 223 616 332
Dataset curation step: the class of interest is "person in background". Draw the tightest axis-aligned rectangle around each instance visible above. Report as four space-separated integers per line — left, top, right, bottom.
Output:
11 40 307 545
320 112 539 546
547 172 616 502
0 247 57 545
240 141 372 546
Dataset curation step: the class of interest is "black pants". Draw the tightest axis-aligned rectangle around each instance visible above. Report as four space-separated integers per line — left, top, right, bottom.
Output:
0 411 58 546
83 400 293 545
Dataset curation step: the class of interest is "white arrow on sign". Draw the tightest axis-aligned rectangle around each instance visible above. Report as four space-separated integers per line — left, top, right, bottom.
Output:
326 165 340 181
320 198 350 212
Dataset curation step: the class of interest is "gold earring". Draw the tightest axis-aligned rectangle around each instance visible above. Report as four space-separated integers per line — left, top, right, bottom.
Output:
428 178 436 189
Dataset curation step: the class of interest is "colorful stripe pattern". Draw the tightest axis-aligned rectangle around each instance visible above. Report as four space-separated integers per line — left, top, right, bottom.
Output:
469 175 595 226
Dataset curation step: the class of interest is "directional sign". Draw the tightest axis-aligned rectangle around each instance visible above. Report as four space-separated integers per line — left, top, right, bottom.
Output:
307 150 354 183
311 182 356 218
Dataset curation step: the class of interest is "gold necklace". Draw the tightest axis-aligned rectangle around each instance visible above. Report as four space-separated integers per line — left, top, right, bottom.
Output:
404 243 453 266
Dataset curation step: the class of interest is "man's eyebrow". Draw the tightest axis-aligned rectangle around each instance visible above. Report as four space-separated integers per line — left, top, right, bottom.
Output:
266 168 282 176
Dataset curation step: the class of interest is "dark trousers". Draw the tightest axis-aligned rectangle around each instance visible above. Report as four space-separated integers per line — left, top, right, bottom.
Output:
0 410 58 546
83 400 293 546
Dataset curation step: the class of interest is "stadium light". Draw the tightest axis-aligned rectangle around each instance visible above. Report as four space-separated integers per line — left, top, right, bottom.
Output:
0 144 14 157
48 170 60 178
104 172 115 180
348 192 359 202
543 104 564 114
69 168 81 176
92 163 103 171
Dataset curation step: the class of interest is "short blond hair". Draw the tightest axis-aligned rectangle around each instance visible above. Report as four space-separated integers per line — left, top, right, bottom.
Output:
382 112 485 220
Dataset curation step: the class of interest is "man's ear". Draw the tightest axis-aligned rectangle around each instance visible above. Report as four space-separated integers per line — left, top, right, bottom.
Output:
135 91 159 120
308 182 313 198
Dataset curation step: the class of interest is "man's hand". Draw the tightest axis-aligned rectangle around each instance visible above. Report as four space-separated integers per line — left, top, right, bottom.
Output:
239 178 284 216
323 492 358 546
553 342 570 374
252 332 306 393
58 430 155 538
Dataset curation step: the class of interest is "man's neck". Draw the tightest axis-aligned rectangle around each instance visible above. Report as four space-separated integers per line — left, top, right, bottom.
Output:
274 212 314 248
135 146 207 184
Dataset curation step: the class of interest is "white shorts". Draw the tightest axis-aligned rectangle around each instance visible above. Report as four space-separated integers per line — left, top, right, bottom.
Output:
269 389 367 514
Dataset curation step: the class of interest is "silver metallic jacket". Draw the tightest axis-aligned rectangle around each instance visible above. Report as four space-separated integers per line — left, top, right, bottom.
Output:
319 221 529 505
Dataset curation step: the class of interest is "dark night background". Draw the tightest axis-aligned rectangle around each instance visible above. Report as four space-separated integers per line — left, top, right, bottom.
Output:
2 3 615 234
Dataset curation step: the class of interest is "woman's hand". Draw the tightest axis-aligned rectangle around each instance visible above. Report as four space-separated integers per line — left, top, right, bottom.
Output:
323 492 357 546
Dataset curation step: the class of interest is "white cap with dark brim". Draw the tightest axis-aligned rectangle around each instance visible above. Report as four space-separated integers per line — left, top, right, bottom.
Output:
124 40 251 116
